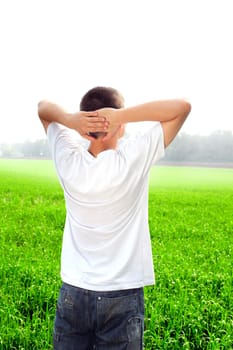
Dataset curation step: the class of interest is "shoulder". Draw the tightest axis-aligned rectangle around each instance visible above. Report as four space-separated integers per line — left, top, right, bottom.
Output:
121 122 163 149
47 122 86 156
119 122 165 168
47 122 76 144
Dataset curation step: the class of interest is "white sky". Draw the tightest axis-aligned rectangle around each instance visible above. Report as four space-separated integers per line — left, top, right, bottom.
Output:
0 0 232 142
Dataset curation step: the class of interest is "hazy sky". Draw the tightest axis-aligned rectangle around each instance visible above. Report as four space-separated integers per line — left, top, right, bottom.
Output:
0 0 232 142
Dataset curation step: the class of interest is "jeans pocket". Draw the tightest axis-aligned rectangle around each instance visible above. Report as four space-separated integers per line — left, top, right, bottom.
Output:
57 287 75 316
97 293 137 320
59 288 74 307
55 284 85 332
96 292 142 344
127 316 143 340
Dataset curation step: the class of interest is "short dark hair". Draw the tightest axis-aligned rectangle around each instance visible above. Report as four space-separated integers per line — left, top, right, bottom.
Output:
80 86 124 139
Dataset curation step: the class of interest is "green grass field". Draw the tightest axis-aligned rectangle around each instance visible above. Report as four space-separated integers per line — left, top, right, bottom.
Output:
0 159 232 349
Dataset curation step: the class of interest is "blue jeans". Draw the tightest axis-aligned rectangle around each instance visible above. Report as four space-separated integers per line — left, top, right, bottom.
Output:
53 282 144 350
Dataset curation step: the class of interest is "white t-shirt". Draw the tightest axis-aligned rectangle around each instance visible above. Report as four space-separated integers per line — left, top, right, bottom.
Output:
47 122 165 291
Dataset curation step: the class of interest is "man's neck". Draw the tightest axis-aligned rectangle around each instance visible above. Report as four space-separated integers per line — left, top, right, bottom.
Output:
88 139 117 158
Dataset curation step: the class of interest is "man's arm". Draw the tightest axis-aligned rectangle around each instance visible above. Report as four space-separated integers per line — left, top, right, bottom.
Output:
38 101 109 141
98 99 191 147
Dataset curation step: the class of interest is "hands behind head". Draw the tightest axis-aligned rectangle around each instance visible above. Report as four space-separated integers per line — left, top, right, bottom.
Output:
94 108 122 141
71 108 121 142
70 111 109 141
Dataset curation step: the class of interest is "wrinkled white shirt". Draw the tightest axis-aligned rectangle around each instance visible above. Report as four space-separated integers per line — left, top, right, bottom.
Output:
47 122 164 291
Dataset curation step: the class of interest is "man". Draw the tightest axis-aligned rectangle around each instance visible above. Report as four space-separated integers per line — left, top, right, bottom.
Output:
38 86 191 350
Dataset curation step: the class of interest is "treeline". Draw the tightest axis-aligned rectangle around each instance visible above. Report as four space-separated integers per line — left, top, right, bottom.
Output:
163 130 233 163
0 139 50 158
0 130 232 163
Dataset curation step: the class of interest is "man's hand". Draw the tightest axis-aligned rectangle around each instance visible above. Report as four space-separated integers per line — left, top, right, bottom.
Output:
67 111 110 141
38 101 109 140
96 108 120 141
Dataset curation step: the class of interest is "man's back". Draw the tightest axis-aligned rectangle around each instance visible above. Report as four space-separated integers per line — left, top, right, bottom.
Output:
48 121 164 291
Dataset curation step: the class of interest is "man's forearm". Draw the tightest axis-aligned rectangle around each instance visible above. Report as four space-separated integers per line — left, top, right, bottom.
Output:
38 100 109 139
38 101 72 127
115 99 191 124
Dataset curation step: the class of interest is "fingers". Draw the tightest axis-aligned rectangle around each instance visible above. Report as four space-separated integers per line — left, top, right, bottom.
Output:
83 111 99 117
87 125 109 132
86 117 109 132
86 116 108 123
78 112 110 134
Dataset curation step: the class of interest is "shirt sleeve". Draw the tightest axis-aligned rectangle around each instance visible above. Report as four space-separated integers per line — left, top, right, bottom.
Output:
47 122 84 180
121 122 165 177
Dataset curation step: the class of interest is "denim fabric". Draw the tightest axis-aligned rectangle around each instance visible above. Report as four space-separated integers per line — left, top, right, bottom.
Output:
53 282 144 350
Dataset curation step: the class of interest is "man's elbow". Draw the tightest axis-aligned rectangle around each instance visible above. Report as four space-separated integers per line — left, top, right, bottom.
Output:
38 100 48 119
38 100 47 109
176 100 191 123
183 100 192 118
